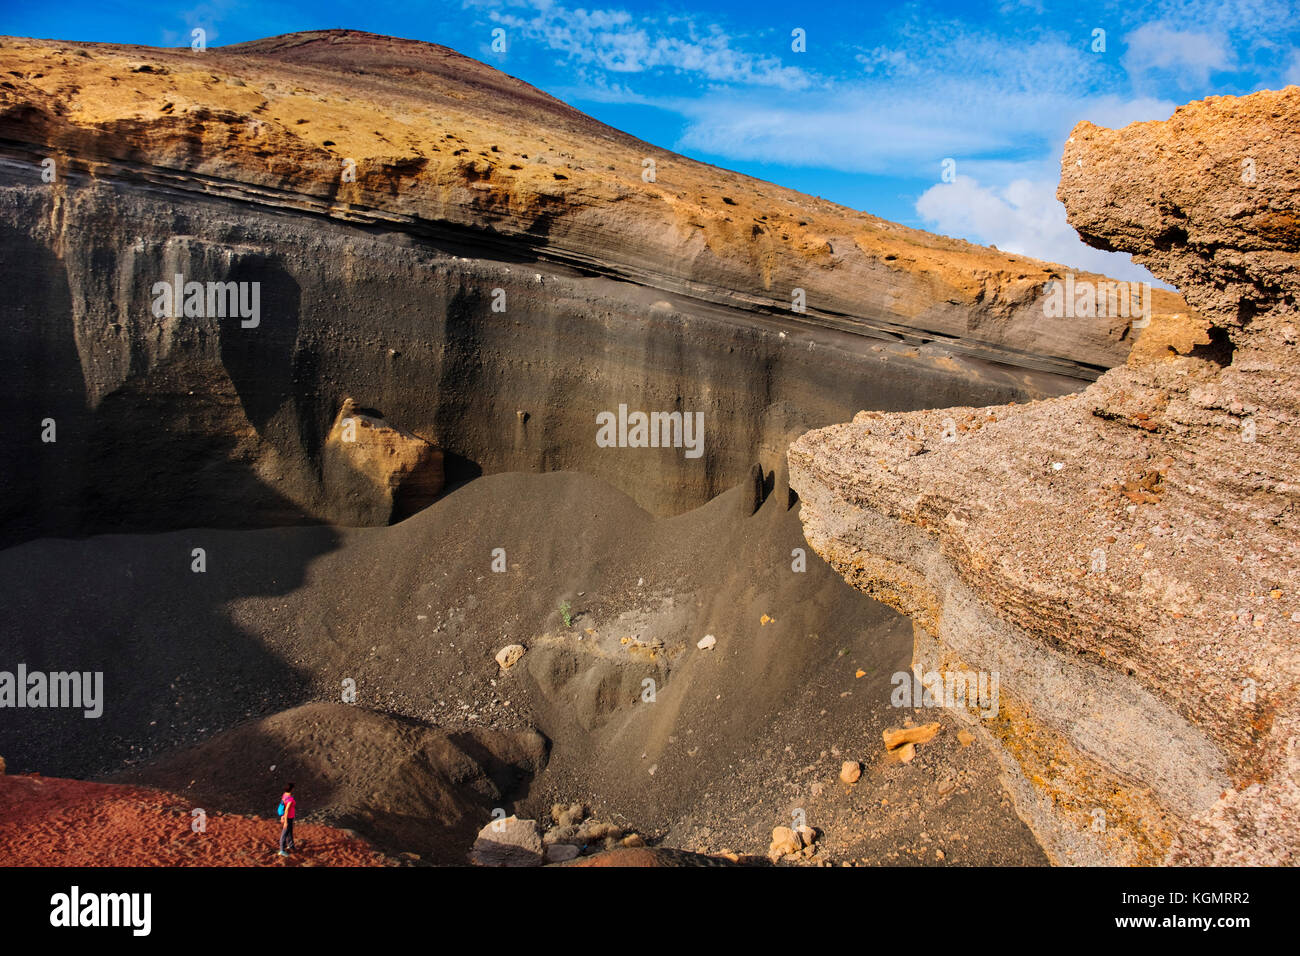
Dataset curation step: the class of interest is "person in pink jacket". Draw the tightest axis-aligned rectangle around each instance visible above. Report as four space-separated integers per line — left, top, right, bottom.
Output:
278 783 296 857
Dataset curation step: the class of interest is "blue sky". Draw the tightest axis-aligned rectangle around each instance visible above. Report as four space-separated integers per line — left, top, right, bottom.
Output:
4 0 1298 281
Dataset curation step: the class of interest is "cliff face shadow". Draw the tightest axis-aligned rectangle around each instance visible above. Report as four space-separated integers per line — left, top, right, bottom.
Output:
0 223 90 547
82 359 321 533
0 519 343 779
1 235 327 542
432 286 486 459
218 256 322 459
218 256 302 434
0 225 351 780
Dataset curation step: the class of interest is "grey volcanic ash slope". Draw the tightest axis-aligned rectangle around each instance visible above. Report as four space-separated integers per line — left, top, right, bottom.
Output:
1 471 1045 865
0 30 1191 543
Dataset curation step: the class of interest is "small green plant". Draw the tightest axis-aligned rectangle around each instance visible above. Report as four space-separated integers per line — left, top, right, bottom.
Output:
560 601 574 629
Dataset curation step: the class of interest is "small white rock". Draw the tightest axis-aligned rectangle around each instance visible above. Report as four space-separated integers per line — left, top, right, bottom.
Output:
697 634 717 651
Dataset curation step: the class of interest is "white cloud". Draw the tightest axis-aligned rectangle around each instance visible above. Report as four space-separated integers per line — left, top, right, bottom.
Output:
673 88 1174 177
1287 50 1300 86
915 176 1164 285
656 14 1177 280
663 18 1174 177
460 2 1210 281
853 46 917 78
674 91 1011 174
1122 23 1233 87
1137 0 1294 40
467 0 814 90
158 0 244 47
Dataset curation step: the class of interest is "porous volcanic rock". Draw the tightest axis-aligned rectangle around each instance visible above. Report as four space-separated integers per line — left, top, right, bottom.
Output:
789 88 1300 865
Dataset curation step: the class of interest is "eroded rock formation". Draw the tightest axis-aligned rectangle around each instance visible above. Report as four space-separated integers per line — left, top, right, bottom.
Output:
790 88 1299 865
0 30 1191 543
323 398 444 525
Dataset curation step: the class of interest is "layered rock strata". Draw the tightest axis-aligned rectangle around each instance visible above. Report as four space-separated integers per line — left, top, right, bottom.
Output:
790 88 1300 865
0 31 1190 541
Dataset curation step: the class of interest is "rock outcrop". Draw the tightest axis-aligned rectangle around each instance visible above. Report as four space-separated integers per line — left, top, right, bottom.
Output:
0 30 1191 543
790 88 1300 865
322 398 443 525
469 815 544 867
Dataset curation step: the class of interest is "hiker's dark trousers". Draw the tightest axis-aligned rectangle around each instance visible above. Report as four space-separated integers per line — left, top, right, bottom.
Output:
280 818 295 852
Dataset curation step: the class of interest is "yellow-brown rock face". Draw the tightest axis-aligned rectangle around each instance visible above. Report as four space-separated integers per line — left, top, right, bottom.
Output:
323 398 443 525
0 29 1186 369
790 87 1300 866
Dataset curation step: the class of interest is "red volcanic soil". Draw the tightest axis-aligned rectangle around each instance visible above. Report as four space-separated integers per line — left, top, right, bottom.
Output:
0 773 393 866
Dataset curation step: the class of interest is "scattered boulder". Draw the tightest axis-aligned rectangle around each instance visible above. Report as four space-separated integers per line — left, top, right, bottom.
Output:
796 825 818 851
322 398 444 525
887 742 917 764
840 760 861 784
578 820 622 842
545 843 580 863
697 634 717 651
538 803 633 856
768 826 801 861
495 644 526 670
768 824 817 862
542 825 579 846
883 722 940 751
470 816 543 867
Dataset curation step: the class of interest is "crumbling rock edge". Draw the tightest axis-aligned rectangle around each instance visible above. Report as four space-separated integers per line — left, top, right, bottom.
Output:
790 87 1300 866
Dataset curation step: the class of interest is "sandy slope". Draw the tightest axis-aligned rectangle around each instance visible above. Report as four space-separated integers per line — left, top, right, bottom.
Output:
1 470 1046 864
0 772 392 866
